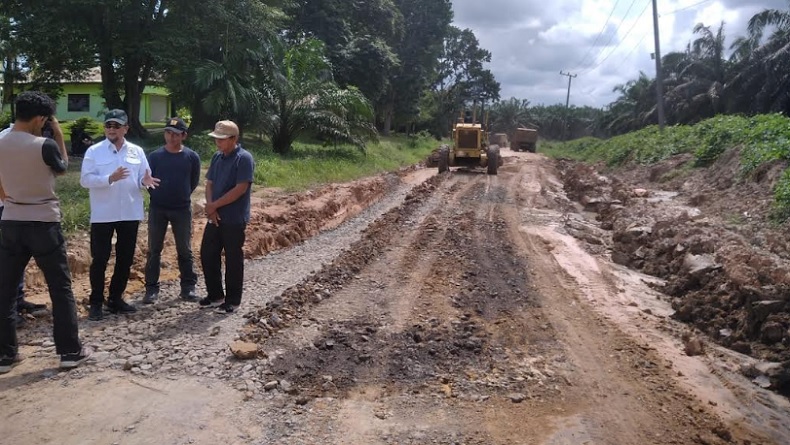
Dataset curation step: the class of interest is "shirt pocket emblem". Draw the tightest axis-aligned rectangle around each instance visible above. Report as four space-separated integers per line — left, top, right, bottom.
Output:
125 151 141 164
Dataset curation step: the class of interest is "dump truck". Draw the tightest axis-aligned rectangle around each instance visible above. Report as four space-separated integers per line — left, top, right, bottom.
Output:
434 110 500 175
511 128 538 152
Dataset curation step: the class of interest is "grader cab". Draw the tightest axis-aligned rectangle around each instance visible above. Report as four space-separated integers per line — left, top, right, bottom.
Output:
436 109 500 175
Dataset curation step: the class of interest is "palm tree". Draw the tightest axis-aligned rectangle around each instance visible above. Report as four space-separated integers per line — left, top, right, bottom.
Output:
600 73 655 135
663 22 729 124
193 40 270 133
726 5 790 115
489 97 531 140
259 38 377 154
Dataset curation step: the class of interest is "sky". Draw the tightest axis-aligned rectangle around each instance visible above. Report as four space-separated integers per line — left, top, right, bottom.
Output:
450 0 788 108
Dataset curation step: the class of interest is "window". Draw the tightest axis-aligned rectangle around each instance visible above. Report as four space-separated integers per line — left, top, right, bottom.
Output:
67 94 90 112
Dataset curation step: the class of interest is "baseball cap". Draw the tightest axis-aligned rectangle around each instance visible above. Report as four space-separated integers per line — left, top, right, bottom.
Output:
208 120 239 139
104 109 128 125
164 117 188 134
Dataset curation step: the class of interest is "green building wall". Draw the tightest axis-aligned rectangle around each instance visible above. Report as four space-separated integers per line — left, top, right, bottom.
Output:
3 83 171 123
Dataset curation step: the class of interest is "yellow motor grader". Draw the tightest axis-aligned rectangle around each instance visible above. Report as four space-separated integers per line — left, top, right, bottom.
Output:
435 109 500 175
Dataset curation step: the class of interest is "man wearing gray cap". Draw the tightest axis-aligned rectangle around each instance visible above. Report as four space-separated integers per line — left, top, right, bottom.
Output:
143 117 201 304
199 120 254 314
80 109 160 321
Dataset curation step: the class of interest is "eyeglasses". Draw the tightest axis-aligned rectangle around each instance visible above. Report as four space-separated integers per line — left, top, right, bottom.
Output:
104 122 123 129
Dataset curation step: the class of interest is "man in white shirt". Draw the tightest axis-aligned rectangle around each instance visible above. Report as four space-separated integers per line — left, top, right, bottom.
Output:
80 109 159 321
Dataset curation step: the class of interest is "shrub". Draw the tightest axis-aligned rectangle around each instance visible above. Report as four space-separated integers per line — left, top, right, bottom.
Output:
187 134 216 160
70 116 103 138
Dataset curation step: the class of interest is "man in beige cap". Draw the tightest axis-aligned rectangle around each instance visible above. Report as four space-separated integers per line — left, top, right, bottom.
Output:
199 120 254 314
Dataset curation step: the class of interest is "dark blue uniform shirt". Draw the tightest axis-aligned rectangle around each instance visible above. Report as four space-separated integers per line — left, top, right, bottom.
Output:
206 145 254 224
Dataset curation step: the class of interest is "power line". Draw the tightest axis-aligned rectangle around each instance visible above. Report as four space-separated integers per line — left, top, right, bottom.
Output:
661 0 714 16
577 0 644 72
608 32 650 74
574 0 622 69
580 0 652 75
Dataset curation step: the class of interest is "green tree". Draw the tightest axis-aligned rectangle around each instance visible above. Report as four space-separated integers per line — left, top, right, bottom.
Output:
259 38 377 154
663 22 729 123
286 0 403 104
159 0 285 131
726 4 790 115
379 0 453 135
428 26 500 137
599 72 655 135
3 0 168 136
489 98 532 139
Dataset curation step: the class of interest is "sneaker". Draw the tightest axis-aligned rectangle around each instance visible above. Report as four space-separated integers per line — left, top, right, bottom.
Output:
59 347 93 369
198 297 224 308
0 354 23 374
18 300 48 315
180 289 198 302
142 290 159 305
88 305 104 321
215 302 238 314
106 300 137 314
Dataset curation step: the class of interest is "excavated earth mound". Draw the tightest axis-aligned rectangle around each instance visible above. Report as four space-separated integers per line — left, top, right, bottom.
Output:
557 151 790 396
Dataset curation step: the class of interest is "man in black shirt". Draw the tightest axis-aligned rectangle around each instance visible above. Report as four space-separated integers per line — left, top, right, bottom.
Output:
143 117 201 304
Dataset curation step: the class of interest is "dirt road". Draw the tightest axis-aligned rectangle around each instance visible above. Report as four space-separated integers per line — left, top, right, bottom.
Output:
1 150 789 444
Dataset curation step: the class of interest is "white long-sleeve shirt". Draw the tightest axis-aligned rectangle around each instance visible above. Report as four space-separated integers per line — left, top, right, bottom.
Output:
80 138 150 223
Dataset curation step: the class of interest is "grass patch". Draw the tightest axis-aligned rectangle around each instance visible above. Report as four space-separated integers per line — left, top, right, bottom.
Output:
56 159 91 234
544 113 790 221
249 136 437 190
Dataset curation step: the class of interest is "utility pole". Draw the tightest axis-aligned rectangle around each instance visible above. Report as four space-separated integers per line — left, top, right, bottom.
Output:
651 0 665 130
559 71 576 109
559 71 576 140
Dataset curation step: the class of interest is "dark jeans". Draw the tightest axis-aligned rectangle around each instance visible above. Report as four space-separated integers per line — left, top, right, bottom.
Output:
0 206 26 304
200 222 246 305
89 220 139 305
145 206 197 293
0 221 81 357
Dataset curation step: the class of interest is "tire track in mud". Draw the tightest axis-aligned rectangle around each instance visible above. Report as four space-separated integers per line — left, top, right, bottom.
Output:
244 169 574 444
243 154 780 445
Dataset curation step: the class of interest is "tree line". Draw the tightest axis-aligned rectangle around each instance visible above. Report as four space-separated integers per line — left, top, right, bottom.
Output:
0 0 501 153
487 3 790 142
5 1 784 149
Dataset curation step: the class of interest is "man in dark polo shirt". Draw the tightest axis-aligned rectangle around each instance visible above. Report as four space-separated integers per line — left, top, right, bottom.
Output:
143 117 201 304
0 91 90 373
199 120 254 314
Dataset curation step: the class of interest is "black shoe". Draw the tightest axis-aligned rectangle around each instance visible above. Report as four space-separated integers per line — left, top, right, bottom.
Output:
18 300 48 315
180 289 198 302
0 354 23 374
88 305 104 321
215 302 238 314
59 347 92 369
0 354 23 373
142 290 159 305
198 296 224 308
106 300 137 314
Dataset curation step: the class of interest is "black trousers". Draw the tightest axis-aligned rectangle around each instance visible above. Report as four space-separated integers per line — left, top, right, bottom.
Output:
200 222 246 305
89 220 139 305
0 206 26 304
0 221 81 357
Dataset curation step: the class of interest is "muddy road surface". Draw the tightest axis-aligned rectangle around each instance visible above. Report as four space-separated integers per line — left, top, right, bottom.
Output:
1 150 789 445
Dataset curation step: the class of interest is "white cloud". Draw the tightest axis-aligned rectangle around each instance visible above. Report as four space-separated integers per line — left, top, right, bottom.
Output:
451 0 788 108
